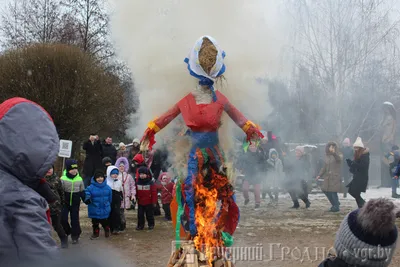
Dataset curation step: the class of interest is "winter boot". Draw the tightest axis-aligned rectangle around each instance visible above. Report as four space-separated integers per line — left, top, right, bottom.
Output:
90 228 100 240
262 192 267 199
291 200 300 209
61 236 69 249
112 230 120 235
71 239 79 245
329 206 340 212
148 225 154 230
244 198 250 205
104 227 110 238
392 193 400 199
304 199 311 209
254 203 260 210
136 226 144 231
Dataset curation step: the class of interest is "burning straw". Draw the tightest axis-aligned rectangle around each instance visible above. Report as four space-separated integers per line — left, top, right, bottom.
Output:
167 241 234 267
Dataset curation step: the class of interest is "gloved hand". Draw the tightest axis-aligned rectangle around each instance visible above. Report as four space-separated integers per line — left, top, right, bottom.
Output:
346 159 353 167
84 199 92 205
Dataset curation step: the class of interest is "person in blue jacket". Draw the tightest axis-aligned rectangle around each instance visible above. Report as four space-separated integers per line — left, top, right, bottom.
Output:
84 169 113 240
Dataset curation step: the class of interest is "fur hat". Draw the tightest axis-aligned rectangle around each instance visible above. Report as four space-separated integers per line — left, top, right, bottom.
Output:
353 137 364 148
334 198 398 267
119 142 126 149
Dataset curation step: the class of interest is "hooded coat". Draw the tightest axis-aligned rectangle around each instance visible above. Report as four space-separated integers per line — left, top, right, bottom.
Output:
265 149 283 188
106 166 123 206
156 172 174 204
106 166 123 192
319 142 343 193
115 157 136 209
85 177 112 219
0 98 59 263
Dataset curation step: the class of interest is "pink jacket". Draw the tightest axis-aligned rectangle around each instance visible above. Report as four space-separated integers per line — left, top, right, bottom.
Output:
116 157 136 209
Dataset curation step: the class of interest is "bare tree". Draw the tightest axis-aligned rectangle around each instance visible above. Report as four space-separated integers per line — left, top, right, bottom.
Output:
0 0 64 48
284 0 400 141
63 0 113 61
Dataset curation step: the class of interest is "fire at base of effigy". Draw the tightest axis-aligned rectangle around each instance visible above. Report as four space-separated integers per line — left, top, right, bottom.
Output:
167 242 234 267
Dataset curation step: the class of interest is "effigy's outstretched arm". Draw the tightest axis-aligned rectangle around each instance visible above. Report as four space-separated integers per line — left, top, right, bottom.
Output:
219 93 264 140
141 104 181 150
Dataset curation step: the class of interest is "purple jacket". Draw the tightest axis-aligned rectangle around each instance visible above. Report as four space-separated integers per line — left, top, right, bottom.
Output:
0 98 59 264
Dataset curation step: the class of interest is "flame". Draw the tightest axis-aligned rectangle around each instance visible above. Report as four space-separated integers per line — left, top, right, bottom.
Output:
193 166 233 266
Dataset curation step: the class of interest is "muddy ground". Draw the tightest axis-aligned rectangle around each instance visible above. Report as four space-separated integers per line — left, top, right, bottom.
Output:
61 190 400 267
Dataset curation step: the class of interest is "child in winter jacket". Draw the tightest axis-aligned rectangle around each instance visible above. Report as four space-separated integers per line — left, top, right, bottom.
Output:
116 157 136 231
265 149 283 204
106 166 123 234
60 159 84 244
156 172 174 221
132 153 148 182
84 170 112 240
136 166 158 230
45 166 68 248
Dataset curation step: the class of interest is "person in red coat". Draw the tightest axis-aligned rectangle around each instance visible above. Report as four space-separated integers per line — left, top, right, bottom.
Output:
156 172 174 221
136 166 157 230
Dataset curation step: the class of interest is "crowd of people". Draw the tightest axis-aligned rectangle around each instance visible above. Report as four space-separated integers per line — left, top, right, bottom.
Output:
45 134 176 246
237 132 373 212
1 97 400 267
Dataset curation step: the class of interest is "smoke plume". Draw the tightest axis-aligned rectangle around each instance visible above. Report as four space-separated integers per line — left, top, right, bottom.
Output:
111 0 290 145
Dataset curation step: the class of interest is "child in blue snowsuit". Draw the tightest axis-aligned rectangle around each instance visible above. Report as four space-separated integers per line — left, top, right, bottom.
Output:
84 169 112 239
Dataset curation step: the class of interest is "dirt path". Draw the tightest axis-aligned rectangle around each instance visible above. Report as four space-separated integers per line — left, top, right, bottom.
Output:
63 192 400 267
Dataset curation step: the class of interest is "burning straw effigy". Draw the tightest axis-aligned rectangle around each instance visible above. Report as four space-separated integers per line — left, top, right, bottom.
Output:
139 36 263 267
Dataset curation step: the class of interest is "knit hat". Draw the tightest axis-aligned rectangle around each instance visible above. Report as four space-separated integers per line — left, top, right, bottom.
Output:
132 138 140 144
392 145 399 151
133 153 145 164
334 198 398 267
102 157 112 166
353 137 364 148
66 159 78 172
110 169 119 176
138 166 151 176
94 169 104 179
342 138 351 147
119 142 126 149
